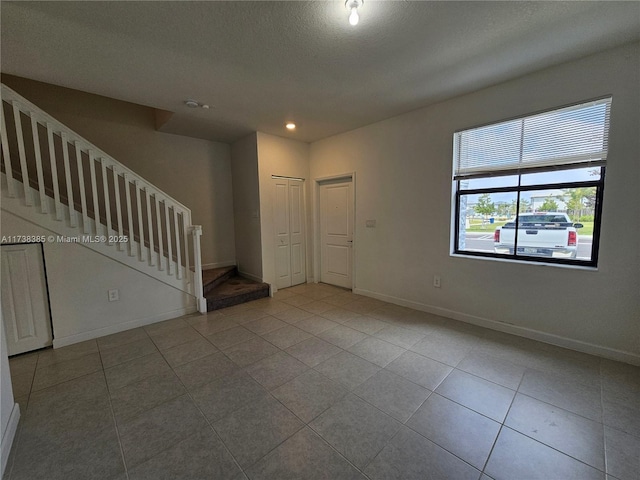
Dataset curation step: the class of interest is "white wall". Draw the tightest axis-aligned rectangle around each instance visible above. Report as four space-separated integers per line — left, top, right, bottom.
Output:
1 75 236 267
256 132 311 288
310 42 640 362
1 310 18 477
2 212 195 346
231 133 263 280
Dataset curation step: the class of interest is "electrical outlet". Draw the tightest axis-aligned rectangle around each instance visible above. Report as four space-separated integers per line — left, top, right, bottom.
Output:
108 289 120 302
433 275 441 288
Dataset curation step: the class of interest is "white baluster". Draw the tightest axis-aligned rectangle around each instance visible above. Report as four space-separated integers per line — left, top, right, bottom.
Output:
112 166 124 251
191 225 206 313
0 102 16 197
30 113 48 214
154 194 164 270
46 124 62 220
74 142 89 232
12 101 32 206
164 201 173 275
88 150 101 234
124 173 135 257
61 132 77 227
183 214 191 289
135 181 145 262
173 209 182 279
101 158 112 244
145 187 155 266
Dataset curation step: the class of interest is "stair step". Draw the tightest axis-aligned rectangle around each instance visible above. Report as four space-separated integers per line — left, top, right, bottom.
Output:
203 266 237 296
205 275 269 311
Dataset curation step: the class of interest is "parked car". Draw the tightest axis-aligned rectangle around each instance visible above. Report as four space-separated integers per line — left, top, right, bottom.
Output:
494 212 583 259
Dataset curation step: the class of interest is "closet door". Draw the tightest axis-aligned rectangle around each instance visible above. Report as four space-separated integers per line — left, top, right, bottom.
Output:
273 178 306 290
274 178 292 289
289 179 306 286
1 244 53 356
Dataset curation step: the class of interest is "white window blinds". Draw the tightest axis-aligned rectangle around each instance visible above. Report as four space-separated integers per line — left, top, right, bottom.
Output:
453 97 611 180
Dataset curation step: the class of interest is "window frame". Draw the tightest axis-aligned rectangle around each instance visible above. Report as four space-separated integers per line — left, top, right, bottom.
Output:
453 168 605 267
451 98 610 268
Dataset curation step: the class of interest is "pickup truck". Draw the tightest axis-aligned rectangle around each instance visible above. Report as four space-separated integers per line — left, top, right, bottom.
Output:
494 213 583 259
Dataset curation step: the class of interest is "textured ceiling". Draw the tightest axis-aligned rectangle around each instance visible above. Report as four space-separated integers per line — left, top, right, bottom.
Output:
2 1 639 143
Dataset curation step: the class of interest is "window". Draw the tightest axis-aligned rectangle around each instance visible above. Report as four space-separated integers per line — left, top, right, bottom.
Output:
453 97 611 267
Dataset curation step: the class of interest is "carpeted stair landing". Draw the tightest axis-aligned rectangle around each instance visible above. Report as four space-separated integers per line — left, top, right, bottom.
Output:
203 266 269 311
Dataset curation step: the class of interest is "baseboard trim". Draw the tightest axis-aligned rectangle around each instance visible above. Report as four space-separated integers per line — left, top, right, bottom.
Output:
1 402 20 478
353 287 640 366
202 260 236 270
237 270 263 284
52 305 199 348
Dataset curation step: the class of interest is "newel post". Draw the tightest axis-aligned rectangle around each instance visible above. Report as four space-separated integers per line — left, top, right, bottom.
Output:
190 225 207 313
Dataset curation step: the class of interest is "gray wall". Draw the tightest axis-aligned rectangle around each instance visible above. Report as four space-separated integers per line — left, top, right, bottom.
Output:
230 133 263 280
257 132 311 288
310 42 640 360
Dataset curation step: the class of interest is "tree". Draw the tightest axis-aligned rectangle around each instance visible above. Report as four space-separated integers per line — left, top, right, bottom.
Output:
474 194 495 221
539 197 559 211
518 198 531 213
563 188 596 221
495 202 510 218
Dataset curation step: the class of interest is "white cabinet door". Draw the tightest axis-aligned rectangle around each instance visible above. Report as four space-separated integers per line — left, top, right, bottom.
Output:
1 244 53 356
273 178 306 290
320 180 353 289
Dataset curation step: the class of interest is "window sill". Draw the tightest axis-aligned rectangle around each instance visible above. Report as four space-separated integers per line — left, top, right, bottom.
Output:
450 252 599 271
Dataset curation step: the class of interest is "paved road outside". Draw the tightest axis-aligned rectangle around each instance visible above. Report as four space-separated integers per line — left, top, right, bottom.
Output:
462 232 593 260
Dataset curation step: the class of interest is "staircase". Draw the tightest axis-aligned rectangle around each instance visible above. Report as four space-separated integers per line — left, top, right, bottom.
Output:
0 83 207 313
203 266 269 311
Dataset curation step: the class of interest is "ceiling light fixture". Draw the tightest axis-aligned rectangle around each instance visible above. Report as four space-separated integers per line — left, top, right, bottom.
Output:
184 99 210 109
345 0 363 26
285 122 296 130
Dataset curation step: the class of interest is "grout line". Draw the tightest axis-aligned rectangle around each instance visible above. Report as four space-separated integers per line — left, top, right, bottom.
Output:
497 425 607 474
166 376 247 477
7 290 631 480
599 359 609 477
99 359 131 480
163 316 371 477
479 365 527 474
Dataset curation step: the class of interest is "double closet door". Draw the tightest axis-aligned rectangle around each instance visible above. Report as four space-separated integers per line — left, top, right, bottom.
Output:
273 177 306 289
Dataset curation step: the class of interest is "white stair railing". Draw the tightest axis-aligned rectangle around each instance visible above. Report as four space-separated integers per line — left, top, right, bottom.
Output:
0 83 206 312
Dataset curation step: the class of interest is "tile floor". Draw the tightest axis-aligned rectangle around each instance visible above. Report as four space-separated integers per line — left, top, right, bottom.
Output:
3 283 639 480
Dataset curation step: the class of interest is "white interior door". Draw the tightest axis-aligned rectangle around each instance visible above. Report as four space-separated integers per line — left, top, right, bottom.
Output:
273 178 307 290
274 179 292 289
320 179 353 289
289 179 306 286
1 244 53 356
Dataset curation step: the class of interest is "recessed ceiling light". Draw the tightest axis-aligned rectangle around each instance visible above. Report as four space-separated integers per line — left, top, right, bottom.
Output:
185 99 199 108
285 123 296 130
